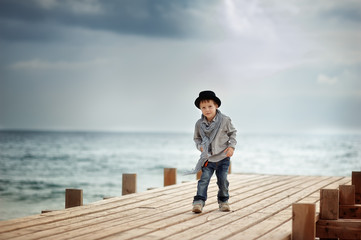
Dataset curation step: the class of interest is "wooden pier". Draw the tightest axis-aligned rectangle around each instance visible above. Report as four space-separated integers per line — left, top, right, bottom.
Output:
0 173 351 240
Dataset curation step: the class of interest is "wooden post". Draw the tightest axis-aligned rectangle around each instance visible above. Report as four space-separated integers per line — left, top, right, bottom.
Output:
320 189 339 220
41 210 53 214
317 219 361 239
228 161 231 174
65 189 83 209
197 170 202 180
339 185 361 219
352 171 361 204
339 185 355 205
318 189 339 240
340 204 361 219
292 203 316 240
103 196 115 200
164 168 177 186
122 173 137 195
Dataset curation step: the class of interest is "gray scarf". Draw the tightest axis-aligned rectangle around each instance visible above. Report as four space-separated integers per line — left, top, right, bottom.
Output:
186 110 223 174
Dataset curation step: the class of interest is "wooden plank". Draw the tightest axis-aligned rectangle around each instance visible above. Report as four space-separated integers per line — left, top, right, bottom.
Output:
122 173 137 195
258 178 350 240
0 175 265 232
125 176 304 240
159 176 334 240
292 203 316 240
257 220 292 240
195 177 348 240
339 205 361 219
68 175 302 240
0 179 199 234
26 175 253 239
339 185 355 205
316 219 361 239
320 189 339 220
203 178 343 240
2 181 213 239
69 175 293 240
227 207 292 240
2 174 268 240
0 175 352 240
126 176 299 240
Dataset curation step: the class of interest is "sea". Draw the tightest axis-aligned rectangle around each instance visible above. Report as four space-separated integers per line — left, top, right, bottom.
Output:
0 130 360 221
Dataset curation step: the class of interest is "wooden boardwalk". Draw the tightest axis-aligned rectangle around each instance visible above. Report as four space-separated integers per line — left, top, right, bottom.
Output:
0 174 351 240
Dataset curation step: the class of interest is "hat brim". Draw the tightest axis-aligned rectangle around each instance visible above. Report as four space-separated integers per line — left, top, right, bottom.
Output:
195 96 221 109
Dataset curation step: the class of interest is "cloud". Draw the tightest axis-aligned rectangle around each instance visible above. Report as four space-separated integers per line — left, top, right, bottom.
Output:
9 58 108 71
317 74 338 85
1 0 361 133
35 0 104 14
320 1 361 24
0 0 221 41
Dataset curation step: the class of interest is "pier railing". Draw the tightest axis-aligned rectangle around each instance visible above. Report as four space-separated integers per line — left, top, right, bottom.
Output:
292 171 361 240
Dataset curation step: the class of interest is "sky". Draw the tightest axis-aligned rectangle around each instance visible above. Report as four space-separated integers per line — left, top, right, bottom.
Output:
0 0 360 134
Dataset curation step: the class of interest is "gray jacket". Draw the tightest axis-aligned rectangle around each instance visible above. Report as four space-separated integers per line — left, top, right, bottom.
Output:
194 113 237 162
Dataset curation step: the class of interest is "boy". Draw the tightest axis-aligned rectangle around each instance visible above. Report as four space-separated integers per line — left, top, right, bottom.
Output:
192 90 237 213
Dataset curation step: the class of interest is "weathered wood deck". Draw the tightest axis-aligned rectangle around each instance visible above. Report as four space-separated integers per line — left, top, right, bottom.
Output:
0 173 351 240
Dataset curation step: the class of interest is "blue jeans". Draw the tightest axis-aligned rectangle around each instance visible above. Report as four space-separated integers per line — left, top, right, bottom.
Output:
193 157 230 205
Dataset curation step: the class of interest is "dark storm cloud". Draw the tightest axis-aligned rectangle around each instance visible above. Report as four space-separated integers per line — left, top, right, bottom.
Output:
321 2 361 24
0 0 217 41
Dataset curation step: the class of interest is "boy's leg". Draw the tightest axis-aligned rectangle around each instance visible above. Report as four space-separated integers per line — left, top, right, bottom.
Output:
193 163 215 205
216 157 230 203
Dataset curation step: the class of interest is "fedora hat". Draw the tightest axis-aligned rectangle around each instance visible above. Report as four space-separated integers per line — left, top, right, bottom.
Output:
194 90 221 109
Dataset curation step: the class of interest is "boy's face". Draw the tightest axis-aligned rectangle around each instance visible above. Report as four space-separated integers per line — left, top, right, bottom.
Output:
199 100 218 121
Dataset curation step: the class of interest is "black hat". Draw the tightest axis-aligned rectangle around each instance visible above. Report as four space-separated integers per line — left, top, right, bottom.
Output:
194 90 221 109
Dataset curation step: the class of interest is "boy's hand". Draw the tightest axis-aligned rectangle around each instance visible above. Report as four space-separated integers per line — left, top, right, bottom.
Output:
224 147 234 157
200 147 203 152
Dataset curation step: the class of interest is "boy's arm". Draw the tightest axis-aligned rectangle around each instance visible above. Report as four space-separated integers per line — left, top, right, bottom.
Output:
223 119 237 157
226 118 237 149
193 121 202 151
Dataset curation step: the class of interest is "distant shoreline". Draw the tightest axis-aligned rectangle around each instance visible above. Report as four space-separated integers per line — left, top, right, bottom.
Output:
1 129 361 136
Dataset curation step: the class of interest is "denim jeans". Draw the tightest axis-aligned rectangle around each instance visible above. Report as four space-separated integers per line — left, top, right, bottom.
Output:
193 157 230 205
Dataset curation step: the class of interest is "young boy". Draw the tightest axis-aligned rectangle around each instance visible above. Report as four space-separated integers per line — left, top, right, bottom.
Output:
192 90 237 213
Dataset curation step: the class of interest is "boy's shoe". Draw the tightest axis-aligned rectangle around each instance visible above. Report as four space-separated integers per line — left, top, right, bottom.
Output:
192 203 203 213
219 202 230 212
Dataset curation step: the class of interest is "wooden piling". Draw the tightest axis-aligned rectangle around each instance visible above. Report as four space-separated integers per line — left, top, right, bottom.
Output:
41 210 53 214
320 189 339 220
164 168 177 186
339 185 355 205
292 203 316 240
317 189 340 239
122 173 137 195
65 189 83 209
103 196 115 200
352 171 361 204
339 185 361 219
196 171 202 180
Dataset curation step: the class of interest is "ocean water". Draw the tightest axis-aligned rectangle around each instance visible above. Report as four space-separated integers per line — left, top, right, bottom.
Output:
0 130 360 220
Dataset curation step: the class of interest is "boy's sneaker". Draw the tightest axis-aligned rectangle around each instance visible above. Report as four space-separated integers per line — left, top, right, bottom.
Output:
192 203 203 213
219 202 230 212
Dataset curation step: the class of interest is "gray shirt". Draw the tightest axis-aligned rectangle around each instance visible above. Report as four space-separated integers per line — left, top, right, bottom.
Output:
194 113 237 162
